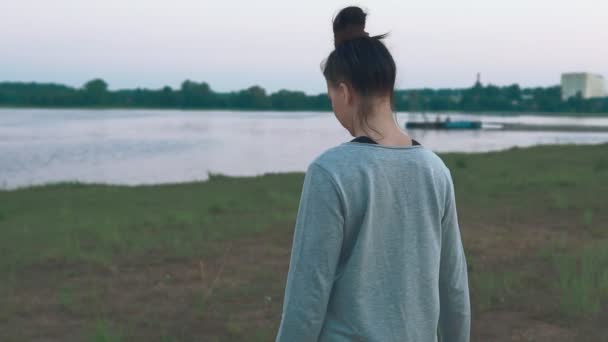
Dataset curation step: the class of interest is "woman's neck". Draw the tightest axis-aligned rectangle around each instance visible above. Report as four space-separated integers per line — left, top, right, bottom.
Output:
352 101 413 147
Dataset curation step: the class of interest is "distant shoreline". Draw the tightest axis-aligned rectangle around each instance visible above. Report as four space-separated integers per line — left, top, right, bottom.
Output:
1 105 607 117
2 80 608 115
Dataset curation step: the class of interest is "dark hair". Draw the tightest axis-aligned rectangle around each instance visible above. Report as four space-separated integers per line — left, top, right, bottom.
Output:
323 6 396 98
322 6 397 135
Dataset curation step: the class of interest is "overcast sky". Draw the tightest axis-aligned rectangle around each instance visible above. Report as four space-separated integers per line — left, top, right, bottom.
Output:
2 0 607 94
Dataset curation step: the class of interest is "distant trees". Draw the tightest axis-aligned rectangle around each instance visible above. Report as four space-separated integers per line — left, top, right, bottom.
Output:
83 79 109 105
0 79 607 114
394 84 608 114
234 86 271 109
180 80 216 107
0 82 77 106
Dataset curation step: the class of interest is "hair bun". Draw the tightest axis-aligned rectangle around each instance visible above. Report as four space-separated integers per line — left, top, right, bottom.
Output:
333 6 369 47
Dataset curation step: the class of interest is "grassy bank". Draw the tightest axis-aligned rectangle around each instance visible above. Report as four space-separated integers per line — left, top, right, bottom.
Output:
1 143 607 341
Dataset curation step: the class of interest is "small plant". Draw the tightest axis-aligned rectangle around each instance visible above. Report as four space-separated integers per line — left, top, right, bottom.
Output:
593 158 608 172
161 335 180 342
58 286 75 312
172 211 194 225
225 320 243 336
582 209 593 229
455 158 467 169
470 270 522 311
207 204 225 215
550 192 570 210
207 172 230 182
197 244 232 319
195 292 207 320
91 319 122 342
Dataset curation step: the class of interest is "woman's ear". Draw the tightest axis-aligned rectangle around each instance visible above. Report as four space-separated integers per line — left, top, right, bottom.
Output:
337 82 352 105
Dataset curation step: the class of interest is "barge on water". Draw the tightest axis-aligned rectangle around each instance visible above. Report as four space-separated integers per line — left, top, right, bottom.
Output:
405 119 482 130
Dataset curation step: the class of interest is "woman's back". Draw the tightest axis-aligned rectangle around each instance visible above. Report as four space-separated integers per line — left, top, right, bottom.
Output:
276 5 470 341
276 141 470 341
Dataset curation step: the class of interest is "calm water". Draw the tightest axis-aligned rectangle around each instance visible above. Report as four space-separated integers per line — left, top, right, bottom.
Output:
1 108 608 189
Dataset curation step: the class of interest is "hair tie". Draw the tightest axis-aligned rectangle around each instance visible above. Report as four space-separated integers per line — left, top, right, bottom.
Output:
334 25 369 47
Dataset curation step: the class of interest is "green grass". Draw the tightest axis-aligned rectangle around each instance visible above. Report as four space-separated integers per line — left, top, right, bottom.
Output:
469 267 524 312
552 238 608 317
442 144 608 214
90 319 124 342
0 172 304 274
58 285 75 311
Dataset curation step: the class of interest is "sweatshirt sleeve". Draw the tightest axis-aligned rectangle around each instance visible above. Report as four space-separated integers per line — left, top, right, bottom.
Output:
275 162 344 342
438 171 471 342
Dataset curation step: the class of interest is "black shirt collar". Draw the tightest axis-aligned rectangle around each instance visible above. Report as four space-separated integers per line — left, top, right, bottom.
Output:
350 136 421 146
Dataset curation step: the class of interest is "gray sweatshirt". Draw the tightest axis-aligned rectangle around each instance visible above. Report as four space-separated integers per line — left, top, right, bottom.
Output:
276 141 470 342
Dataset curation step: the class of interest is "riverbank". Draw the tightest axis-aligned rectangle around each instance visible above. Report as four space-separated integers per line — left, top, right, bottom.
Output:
1 143 607 341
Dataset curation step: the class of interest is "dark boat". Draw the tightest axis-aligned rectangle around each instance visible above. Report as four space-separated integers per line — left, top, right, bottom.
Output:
405 120 482 130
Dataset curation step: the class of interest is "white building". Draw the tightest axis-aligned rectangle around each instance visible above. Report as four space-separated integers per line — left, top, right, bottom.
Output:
561 72 606 100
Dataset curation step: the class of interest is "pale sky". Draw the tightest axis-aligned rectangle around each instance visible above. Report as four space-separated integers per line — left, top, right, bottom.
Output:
2 0 607 94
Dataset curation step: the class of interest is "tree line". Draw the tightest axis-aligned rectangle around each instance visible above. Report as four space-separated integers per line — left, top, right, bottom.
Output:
1 79 607 114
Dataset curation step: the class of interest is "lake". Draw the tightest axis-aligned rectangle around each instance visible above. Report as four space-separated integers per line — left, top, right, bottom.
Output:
1 108 608 189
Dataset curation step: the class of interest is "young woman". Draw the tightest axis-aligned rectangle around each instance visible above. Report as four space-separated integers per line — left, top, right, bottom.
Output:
276 6 470 342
